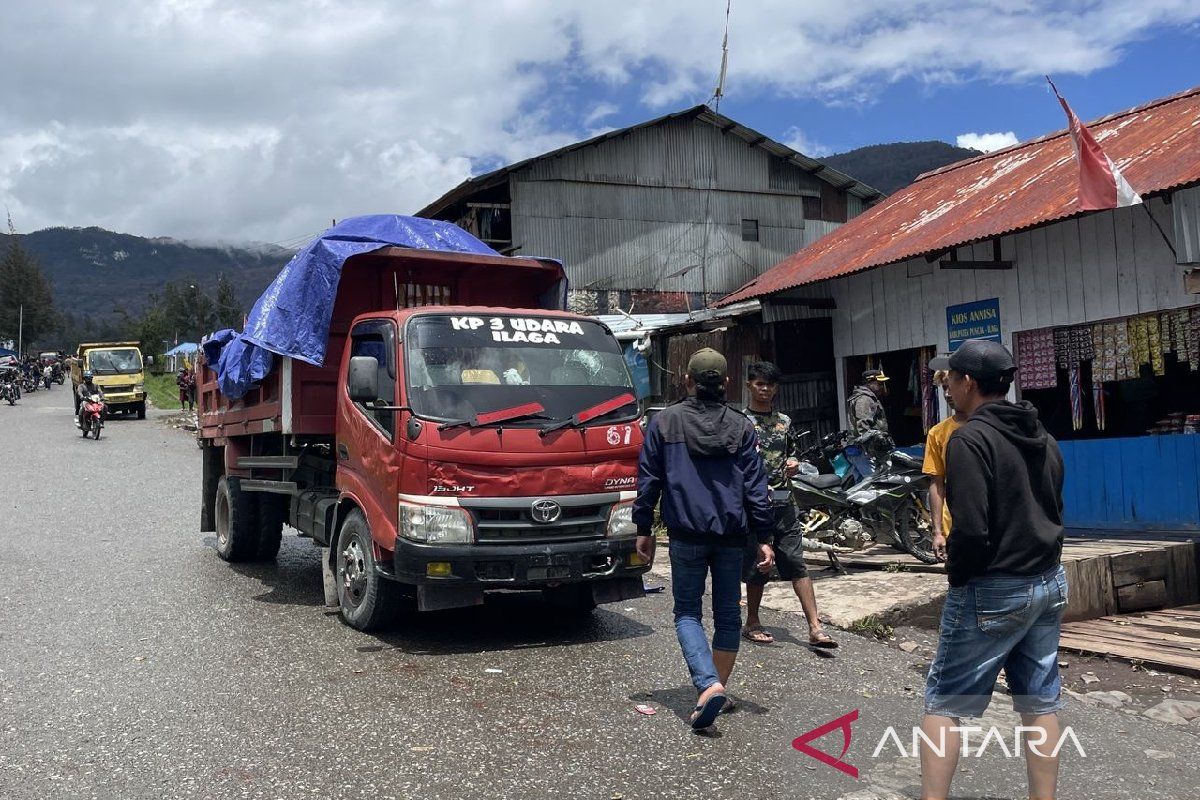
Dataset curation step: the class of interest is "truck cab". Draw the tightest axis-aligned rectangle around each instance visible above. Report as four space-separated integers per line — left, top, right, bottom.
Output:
334 307 644 620
198 231 648 631
72 342 147 418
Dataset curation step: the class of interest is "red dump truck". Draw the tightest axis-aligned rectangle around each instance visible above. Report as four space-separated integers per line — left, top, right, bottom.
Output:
197 236 648 630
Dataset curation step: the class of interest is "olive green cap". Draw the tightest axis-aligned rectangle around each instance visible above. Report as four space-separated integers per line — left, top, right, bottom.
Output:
687 347 727 384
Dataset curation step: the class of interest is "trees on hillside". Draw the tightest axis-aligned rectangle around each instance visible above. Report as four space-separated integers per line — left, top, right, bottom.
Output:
0 219 57 350
215 273 241 330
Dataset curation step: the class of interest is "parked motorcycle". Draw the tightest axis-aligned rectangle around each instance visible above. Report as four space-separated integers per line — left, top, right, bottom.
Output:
80 394 106 439
790 430 937 564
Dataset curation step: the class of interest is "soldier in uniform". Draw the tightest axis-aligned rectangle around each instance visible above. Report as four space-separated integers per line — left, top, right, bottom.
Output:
740 361 837 649
847 367 892 466
847 368 890 437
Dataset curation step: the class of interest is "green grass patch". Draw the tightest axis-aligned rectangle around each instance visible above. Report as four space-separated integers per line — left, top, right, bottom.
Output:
848 615 894 640
145 373 182 410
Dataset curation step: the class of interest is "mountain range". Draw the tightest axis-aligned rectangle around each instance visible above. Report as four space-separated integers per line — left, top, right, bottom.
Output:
820 140 982 196
0 227 293 323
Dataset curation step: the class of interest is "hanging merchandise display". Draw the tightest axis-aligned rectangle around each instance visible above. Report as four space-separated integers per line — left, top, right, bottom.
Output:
1069 364 1084 431
1093 381 1106 431
1016 328 1057 390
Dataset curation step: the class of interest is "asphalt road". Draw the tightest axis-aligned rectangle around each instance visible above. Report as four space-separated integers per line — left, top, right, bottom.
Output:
2 386 1198 800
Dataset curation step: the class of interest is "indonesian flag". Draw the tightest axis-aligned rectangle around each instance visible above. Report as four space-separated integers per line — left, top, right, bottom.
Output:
1047 77 1142 211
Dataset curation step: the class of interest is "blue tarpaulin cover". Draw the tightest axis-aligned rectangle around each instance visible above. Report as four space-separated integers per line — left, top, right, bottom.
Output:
202 215 498 399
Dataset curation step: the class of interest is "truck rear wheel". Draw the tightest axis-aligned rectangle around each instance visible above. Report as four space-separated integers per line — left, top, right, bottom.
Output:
335 510 399 631
256 494 286 560
215 476 260 562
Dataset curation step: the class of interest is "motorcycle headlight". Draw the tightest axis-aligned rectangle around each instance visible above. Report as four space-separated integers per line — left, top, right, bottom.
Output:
606 500 638 538
398 500 473 544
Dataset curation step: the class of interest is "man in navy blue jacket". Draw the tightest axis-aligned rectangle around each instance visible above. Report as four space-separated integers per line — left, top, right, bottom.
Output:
633 347 774 730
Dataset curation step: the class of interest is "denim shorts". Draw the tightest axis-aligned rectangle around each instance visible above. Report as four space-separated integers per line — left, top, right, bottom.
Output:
925 565 1068 718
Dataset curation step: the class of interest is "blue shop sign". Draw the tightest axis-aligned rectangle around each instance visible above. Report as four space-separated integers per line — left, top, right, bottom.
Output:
947 298 1002 352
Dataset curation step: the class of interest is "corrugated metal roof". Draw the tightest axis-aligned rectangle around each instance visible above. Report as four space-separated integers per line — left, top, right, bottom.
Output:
416 105 883 218
595 312 694 338
719 85 1200 306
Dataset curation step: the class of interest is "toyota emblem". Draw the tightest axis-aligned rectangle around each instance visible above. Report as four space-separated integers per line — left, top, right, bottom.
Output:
530 499 562 524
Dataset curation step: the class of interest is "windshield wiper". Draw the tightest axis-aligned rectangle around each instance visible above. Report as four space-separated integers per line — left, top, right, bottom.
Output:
438 401 549 431
539 392 637 436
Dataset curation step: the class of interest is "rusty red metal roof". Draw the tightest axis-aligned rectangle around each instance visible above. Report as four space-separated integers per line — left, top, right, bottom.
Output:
719 85 1200 306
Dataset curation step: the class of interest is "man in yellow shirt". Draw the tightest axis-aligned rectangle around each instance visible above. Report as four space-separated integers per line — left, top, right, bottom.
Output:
922 370 968 562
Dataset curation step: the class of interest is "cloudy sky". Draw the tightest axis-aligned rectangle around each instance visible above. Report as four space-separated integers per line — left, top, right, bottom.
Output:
3 0 1199 244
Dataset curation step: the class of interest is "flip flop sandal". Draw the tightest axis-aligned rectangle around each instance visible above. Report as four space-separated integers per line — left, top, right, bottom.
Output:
690 693 727 729
742 626 775 645
720 696 737 714
809 630 838 649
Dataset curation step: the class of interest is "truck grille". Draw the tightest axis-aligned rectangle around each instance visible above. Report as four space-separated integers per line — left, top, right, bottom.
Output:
105 385 135 394
471 502 609 544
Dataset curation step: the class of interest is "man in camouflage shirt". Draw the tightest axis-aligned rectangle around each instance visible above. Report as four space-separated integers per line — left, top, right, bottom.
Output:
847 368 892 465
741 361 837 649
846 368 890 437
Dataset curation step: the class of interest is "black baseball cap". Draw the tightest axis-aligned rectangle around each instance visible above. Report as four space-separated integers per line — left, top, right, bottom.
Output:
929 339 1016 380
862 368 889 383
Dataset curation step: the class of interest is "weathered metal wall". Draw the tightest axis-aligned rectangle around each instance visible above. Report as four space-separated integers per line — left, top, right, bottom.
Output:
663 325 769 407
510 116 848 295
1172 184 1200 264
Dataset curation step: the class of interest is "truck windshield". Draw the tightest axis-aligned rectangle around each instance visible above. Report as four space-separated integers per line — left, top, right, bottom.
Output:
405 314 636 426
89 349 142 375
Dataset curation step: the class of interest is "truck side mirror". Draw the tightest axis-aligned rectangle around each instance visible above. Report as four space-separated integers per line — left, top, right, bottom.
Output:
348 356 379 403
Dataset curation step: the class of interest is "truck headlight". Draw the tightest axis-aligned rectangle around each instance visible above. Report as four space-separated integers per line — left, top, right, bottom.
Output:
134 383 145 392
606 500 637 538
398 500 473 544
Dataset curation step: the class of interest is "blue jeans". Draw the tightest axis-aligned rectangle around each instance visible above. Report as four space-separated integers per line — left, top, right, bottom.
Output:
669 539 744 692
925 565 1068 718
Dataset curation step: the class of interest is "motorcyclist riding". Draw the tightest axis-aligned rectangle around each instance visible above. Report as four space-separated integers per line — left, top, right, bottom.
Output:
77 370 104 428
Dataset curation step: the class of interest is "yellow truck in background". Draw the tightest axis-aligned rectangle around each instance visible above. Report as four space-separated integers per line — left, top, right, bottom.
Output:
71 342 147 419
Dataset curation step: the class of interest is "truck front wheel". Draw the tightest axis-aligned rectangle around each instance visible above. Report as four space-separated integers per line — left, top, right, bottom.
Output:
335 510 399 631
214 476 260 562
136 401 146 420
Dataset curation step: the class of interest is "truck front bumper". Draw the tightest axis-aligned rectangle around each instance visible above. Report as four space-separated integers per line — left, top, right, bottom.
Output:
102 391 145 409
388 536 648 610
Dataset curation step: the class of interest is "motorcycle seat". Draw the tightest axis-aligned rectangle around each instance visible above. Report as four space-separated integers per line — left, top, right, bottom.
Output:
796 473 843 490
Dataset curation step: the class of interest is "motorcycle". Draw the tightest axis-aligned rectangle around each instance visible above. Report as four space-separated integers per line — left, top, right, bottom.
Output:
52 363 65 385
22 372 39 393
80 394 106 439
790 429 937 564
0 373 17 405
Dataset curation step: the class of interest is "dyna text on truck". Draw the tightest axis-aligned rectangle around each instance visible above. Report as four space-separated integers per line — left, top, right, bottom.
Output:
197 216 649 631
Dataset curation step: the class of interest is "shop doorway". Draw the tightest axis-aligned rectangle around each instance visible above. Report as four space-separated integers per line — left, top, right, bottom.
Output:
843 345 937 447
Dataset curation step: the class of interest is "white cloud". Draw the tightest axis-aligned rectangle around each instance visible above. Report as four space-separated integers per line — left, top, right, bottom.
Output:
781 127 832 158
583 102 620 127
956 131 1021 152
1 1 1197 241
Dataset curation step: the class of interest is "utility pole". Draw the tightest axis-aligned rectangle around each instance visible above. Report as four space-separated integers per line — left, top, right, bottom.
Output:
17 304 23 359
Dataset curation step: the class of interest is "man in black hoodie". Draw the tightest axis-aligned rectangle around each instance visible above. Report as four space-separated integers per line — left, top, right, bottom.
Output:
633 348 774 730
921 339 1066 800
